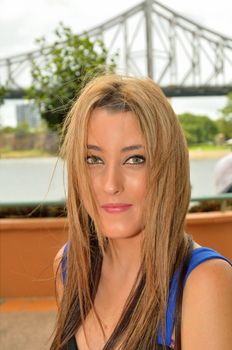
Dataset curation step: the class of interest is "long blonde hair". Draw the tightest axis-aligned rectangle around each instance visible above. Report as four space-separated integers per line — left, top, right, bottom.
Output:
50 75 193 350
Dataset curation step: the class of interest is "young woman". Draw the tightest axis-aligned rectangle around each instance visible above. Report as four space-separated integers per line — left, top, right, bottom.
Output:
50 75 232 350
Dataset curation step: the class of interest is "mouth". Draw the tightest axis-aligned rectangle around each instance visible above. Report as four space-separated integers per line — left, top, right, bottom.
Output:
101 203 133 213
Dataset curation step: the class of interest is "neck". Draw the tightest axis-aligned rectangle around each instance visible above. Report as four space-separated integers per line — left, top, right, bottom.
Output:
104 232 143 278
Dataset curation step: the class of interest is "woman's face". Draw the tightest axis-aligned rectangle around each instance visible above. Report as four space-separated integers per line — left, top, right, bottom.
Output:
83 107 148 240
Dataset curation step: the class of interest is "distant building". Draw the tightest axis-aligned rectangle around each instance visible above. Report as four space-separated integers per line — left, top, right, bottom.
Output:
16 103 41 129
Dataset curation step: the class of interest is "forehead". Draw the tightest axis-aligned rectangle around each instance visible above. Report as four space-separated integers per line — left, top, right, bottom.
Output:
88 108 144 144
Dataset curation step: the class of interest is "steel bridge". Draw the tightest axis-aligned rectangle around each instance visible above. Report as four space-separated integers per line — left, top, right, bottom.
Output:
0 0 232 98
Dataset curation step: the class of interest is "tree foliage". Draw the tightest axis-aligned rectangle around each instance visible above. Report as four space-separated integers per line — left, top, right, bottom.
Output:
216 92 232 139
27 23 117 130
178 113 218 145
0 85 6 106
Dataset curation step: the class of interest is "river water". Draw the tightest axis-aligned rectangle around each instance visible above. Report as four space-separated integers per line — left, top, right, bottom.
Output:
0 157 221 205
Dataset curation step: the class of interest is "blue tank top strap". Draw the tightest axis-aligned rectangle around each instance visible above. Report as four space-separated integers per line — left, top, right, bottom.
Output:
157 247 232 347
61 242 69 285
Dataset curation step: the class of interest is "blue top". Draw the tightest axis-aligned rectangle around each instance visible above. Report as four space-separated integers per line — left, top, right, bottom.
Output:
61 245 231 348
61 242 68 285
157 247 232 347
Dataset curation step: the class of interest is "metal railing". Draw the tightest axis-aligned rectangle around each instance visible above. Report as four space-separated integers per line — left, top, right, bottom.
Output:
190 193 232 211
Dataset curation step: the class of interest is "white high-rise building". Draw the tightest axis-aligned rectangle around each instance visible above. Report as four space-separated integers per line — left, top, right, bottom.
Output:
16 103 41 128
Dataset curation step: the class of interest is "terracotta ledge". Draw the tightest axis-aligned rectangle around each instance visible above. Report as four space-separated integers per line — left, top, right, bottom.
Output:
186 211 232 225
0 217 68 231
0 297 57 313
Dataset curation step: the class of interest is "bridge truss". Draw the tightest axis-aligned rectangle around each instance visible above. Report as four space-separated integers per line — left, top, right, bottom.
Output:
0 0 232 97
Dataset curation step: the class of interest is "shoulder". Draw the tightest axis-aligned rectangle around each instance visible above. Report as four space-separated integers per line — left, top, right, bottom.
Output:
53 243 67 280
181 258 232 349
54 244 67 272
53 243 67 305
184 257 232 301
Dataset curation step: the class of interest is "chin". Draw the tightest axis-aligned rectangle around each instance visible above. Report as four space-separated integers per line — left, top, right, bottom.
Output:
101 226 143 240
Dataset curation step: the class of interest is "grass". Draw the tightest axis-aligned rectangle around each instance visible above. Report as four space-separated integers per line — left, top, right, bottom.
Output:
188 144 231 159
0 144 231 160
188 144 231 151
0 149 55 159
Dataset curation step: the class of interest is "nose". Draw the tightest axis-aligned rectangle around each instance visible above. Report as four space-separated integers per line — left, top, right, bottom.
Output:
103 164 124 195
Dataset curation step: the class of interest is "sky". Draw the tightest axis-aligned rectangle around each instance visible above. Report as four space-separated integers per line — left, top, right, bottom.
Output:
0 0 231 125
0 0 231 58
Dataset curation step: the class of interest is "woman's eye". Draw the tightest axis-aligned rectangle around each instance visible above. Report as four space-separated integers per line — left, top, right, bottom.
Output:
125 155 145 165
86 155 145 165
86 156 103 164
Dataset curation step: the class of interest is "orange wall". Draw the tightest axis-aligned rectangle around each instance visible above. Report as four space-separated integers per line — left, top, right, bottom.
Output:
0 218 67 298
0 212 231 298
186 211 232 261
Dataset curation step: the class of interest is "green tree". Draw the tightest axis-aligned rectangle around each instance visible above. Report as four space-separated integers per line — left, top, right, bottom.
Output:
0 126 16 134
15 121 31 136
27 23 117 130
178 113 218 145
216 92 232 139
0 85 6 106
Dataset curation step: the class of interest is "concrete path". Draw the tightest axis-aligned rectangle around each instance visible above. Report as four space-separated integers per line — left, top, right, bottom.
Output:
0 298 57 350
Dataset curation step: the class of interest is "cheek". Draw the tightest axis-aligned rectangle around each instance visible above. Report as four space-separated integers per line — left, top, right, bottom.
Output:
122 169 147 205
128 175 147 197
87 177 99 204
78 180 97 217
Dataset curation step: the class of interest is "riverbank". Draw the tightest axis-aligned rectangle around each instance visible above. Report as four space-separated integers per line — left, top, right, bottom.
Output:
189 149 231 159
0 149 56 159
1 148 231 160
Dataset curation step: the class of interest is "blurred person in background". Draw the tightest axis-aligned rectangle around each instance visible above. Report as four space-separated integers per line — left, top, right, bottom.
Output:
214 153 232 194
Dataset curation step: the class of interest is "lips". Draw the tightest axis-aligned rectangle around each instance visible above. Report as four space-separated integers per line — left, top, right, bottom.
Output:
101 203 133 213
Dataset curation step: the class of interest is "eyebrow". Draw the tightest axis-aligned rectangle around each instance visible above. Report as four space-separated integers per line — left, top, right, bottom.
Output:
87 144 144 152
